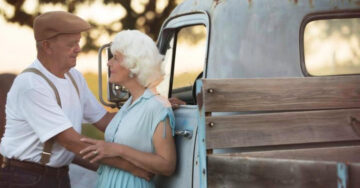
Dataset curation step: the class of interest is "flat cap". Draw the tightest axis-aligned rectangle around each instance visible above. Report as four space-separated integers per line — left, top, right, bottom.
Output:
33 11 91 41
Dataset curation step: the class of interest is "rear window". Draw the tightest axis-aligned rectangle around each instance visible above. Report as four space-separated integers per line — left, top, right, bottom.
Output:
303 18 360 76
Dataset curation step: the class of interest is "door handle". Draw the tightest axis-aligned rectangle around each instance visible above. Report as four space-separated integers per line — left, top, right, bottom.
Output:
175 129 193 139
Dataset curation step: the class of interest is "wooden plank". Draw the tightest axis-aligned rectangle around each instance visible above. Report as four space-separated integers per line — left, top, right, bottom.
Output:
208 155 360 188
206 109 360 149
215 145 360 163
202 76 360 112
349 164 360 188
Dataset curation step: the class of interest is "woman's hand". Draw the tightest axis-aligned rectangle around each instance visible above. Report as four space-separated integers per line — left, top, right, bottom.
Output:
168 97 186 109
79 138 119 163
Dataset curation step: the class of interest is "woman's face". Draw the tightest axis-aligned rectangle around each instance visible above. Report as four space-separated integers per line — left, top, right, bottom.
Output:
107 52 131 85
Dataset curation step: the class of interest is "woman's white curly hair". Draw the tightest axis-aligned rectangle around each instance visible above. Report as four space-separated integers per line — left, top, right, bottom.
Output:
110 30 165 87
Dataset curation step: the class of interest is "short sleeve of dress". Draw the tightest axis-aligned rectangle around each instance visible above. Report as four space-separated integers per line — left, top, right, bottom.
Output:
150 104 175 138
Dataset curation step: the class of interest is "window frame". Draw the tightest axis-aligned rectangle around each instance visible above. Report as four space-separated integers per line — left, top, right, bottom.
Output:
157 11 211 98
299 10 360 77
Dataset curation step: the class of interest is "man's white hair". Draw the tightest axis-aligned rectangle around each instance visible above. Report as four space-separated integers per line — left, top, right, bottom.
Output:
110 30 164 87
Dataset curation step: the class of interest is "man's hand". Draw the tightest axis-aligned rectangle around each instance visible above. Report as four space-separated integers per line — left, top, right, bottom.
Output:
72 155 99 171
132 168 154 181
55 128 154 180
80 138 118 163
169 97 186 109
79 137 154 181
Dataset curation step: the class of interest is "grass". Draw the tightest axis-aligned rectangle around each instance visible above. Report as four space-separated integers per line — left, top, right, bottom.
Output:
82 124 104 140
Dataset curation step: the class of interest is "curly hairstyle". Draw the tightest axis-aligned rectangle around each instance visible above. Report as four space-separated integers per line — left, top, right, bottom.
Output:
110 30 165 87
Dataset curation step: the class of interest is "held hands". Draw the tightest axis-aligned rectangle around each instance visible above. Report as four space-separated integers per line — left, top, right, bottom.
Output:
79 138 117 163
168 97 186 109
79 137 154 181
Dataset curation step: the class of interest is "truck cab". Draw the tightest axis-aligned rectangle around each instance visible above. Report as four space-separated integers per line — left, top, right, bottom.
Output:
102 0 360 187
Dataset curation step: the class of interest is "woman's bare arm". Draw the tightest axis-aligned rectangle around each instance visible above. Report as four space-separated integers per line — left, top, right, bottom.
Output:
80 118 176 176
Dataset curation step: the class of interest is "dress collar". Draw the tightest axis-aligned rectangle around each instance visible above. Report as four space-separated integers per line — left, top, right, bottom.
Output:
124 89 155 111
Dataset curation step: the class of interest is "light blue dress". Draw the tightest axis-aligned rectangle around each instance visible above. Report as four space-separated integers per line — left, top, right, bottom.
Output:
96 89 175 188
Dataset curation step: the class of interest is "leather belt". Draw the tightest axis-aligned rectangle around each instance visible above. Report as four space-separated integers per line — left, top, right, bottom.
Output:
2 158 68 177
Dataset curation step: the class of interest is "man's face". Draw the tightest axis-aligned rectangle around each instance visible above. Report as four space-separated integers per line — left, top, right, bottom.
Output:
47 33 81 70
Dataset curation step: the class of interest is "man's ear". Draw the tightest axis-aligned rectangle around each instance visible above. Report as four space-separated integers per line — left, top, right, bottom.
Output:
41 40 53 54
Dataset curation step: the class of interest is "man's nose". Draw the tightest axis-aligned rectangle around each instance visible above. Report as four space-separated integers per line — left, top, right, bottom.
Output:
74 44 81 53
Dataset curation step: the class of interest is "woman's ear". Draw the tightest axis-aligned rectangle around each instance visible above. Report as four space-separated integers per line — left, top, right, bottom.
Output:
128 72 134 78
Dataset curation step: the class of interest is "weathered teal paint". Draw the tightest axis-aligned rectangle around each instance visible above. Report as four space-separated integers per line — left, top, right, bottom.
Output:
196 80 207 188
154 106 199 188
337 163 348 188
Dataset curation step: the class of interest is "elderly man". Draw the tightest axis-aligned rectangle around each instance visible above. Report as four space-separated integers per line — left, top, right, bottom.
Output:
0 11 151 188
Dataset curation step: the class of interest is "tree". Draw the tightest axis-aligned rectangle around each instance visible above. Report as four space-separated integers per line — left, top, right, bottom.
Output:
0 0 180 52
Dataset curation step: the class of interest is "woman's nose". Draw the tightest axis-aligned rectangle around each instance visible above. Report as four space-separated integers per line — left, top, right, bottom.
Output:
107 59 112 66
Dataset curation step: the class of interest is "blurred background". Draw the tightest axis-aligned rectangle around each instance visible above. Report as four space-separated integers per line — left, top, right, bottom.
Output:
0 0 184 139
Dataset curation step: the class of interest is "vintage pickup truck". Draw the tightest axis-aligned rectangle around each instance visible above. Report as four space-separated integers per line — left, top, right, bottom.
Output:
1 0 358 187
98 0 360 187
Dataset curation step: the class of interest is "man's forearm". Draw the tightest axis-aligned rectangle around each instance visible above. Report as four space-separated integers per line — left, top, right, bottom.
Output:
93 112 116 132
100 157 151 180
72 155 99 171
73 151 150 179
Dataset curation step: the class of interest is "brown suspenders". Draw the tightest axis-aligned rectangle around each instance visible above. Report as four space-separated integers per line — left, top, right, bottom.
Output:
21 68 80 165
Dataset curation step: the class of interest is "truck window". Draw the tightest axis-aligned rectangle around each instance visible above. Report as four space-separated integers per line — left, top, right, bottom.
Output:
303 18 360 76
157 25 207 104
156 35 174 98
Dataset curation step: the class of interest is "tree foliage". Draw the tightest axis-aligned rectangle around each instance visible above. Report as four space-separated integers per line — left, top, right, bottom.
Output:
0 0 179 52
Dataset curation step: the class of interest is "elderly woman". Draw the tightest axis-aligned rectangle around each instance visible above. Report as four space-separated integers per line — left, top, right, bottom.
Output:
79 30 176 187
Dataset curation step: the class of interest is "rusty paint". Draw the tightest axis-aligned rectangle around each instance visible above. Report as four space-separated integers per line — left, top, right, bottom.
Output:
349 116 360 137
309 0 313 8
197 91 203 111
196 79 204 110
248 0 253 8
213 0 226 8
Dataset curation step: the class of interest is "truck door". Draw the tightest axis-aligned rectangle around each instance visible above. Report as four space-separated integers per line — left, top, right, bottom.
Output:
154 11 210 188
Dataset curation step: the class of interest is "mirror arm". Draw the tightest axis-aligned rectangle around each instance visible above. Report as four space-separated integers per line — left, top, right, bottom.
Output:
98 43 117 108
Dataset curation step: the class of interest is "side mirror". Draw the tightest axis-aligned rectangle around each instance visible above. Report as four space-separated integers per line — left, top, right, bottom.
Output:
98 43 130 108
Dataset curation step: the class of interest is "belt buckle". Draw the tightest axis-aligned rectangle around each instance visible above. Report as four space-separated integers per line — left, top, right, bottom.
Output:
42 151 51 157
